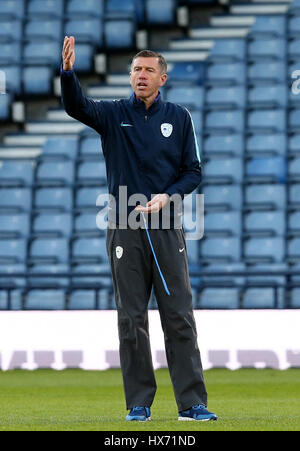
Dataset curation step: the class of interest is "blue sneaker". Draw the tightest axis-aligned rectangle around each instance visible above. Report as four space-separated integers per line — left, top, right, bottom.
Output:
126 406 151 422
178 404 218 422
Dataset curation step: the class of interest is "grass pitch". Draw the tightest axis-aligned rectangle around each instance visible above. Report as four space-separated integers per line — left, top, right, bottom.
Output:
0 368 299 431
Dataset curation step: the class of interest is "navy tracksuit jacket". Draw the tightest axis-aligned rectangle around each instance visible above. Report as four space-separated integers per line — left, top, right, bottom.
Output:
60 67 207 412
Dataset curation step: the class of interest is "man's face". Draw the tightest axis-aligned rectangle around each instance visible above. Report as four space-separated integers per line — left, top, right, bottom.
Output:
130 57 167 99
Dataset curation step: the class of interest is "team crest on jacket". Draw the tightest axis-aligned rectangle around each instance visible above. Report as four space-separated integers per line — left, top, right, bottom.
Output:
161 123 173 138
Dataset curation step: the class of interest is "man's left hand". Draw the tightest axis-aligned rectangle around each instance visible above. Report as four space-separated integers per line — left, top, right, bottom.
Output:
135 194 170 214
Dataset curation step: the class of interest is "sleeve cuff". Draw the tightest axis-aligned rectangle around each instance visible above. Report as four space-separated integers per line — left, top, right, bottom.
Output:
60 63 74 76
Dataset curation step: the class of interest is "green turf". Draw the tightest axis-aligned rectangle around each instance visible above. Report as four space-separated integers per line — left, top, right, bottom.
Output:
0 368 299 431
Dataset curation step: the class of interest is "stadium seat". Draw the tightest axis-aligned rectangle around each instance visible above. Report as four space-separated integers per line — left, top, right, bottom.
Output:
288 211 300 234
27 0 64 18
29 238 69 264
206 63 246 86
248 61 286 83
66 0 104 17
288 238 300 260
72 43 94 72
200 237 241 262
245 184 286 210
204 211 242 236
72 238 107 263
106 0 136 17
203 158 243 184
205 111 244 133
206 87 246 109
289 157 300 181
0 161 34 186
290 289 300 308
0 290 22 310
145 0 176 24
0 65 22 95
243 288 277 309
33 214 73 237
248 39 286 60
65 19 103 45
69 290 97 310
0 43 21 64
167 62 205 85
203 134 243 157
245 211 286 236
36 161 75 186
289 183 300 207
246 134 287 157
244 237 285 263
202 262 246 287
77 161 107 185
0 20 22 42
202 184 242 210
0 214 30 238
76 187 108 209
199 288 240 309
42 137 79 160
80 136 102 157
23 66 53 95
25 290 66 310
0 0 25 19
248 110 286 133
29 264 70 288
246 157 287 183
289 134 300 155
209 39 246 62
0 239 27 264
72 263 111 287
288 39 300 59
0 188 32 212
25 20 62 41
75 213 100 236
166 86 204 110
23 41 61 66
289 17 300 37
104 18 135 48
34 187 73 211
0 93 12 120
248 85 288 109
249 15 286 38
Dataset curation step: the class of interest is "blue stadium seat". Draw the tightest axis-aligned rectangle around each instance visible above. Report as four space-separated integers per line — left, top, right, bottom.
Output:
0 263 26 288
248 85 288 109
72 238 107 263
206 86 246 109
202 262 246 286
206 63 246 85
72 263 111 288
244 237 285 263
289 184 300 206
0 161 34 186
0 0 25 19
199 288 240 309
209 39 246 62
0 188 32 212
77 161 107 185
36 161 75 186
288 17 300 37
42 137 79 160
66 0 104 17
29 264 70 288
0 214 30 238
290 289 300 308
76 187 108 209
249 15 286 38
145 0 176 24
65 19 103 45
245 211 286 236
80 136 102 157
0 239 27 264
185 240 199 266
0 43 21 64
106 0 136 18
289 157 300 180
204 134 243 157
243 288 277 309
205 111 244 133
248 39 286 59
0 65 22 95
200 237 241 262
0 290 22 310
27 0 64 18
205 211 242 236
25 20 62 41
202 184 242 210
0 93 11 120
0 20 22 42
248 110 286 133
246 157 287 183
75 213 99 235
26 290 66 310
288 39 300 59
245 184 286 210
248 61 286 83
73 43 94 72
35 187 73 211
23 66 53 95
104 18 135 48
23 41 61 66
166 86 204 110
189 110 202 135
204 158 243 184
288 238 300 260
33 214 72 237
30 238 69 264
289 0 300 15
246 134 287 157
288 211 300 233
167 62 205 85
289 109 300 132
69 290 97 310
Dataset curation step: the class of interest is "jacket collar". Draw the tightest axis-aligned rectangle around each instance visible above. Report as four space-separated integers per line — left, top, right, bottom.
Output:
129 91 162 113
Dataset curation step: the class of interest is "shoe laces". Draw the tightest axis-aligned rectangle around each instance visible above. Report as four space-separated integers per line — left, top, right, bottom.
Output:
131 406 146 413
192 404 206 410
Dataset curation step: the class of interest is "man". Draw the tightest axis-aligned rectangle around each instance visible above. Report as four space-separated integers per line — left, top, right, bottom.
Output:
61 36 217 422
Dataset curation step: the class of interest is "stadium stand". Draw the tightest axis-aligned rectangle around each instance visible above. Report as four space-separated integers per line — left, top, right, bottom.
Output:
0 0 299 310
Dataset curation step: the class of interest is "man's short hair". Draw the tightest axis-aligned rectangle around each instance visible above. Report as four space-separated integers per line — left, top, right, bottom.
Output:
131 50 167 75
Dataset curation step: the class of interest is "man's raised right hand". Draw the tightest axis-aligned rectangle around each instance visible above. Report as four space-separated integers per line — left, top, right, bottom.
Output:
62 36 75 71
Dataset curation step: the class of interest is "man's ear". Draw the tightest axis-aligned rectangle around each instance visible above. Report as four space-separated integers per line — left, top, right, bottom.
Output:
160 73 168 87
